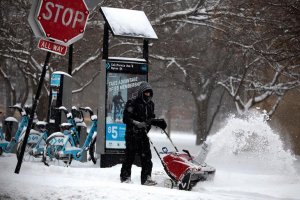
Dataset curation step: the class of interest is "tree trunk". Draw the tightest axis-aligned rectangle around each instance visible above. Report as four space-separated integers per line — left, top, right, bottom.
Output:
0 66 16 116
36 91 49 121
194 99 209 145
166 106 172 135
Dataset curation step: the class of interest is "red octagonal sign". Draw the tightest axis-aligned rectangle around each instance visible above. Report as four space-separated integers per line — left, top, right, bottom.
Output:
36 0 89 46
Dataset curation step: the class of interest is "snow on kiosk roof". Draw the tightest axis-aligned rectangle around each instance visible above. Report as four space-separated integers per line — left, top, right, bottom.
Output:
100 7 158 40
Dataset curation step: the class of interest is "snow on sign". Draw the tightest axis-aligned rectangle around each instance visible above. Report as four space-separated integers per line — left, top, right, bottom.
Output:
100 7 158 39
35 0 89 46
38 39 67 55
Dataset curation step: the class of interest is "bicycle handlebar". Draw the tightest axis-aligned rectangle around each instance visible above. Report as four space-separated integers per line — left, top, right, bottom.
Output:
79 107 94 118
9 105 27 116
55 106 87 122
57 106 69 115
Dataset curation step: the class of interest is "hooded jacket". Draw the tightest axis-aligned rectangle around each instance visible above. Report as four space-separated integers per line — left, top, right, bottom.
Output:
123 81 155 135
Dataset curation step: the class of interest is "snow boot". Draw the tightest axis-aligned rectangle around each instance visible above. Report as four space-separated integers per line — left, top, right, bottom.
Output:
143 176 157 186
121 177 132 183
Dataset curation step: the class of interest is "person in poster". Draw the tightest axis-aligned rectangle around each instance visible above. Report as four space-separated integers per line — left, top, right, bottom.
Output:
120 81 157 186
112 91 125 122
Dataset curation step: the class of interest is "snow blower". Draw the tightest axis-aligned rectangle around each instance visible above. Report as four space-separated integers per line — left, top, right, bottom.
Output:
148 119 216 191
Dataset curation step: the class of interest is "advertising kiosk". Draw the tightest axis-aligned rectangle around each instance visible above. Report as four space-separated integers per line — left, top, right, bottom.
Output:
97 7 158 167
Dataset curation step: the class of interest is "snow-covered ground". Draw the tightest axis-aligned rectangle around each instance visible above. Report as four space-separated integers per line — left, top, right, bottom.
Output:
1 113 300 200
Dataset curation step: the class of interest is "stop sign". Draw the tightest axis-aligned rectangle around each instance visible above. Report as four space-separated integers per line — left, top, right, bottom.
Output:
36 0 89 46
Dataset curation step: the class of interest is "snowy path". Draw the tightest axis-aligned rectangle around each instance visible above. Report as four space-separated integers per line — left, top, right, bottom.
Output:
1 151 299 200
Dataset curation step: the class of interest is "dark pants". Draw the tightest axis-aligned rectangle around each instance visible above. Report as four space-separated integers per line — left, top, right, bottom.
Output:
120 133 153 184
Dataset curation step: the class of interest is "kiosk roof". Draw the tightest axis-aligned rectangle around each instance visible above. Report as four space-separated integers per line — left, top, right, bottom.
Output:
100 7 158 39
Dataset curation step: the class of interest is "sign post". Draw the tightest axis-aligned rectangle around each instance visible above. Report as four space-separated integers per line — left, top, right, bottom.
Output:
15 0 89 174
15 52 51 174
38 39 67 55
28 0 89 55
35 0 89 46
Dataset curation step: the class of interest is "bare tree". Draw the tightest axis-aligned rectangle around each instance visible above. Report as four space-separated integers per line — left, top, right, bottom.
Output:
214 0 300 116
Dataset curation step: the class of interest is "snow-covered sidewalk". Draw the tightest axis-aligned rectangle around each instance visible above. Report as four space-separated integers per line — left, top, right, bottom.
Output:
1 115 300 200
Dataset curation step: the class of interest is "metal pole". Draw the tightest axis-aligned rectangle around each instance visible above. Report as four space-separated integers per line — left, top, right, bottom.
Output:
68 44 73 75
102 23 109 60
143 39 149 63
15 52 51 174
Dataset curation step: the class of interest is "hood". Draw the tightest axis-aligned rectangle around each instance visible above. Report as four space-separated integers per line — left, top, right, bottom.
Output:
138 81 153 99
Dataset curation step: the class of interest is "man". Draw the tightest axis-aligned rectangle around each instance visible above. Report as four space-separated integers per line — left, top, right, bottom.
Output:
120 81 157 186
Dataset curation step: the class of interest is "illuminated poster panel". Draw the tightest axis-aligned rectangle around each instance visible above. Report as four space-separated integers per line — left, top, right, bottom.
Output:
105 59 147 150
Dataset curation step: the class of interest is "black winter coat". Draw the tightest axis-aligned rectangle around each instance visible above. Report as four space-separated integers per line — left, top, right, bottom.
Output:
123 82 155 136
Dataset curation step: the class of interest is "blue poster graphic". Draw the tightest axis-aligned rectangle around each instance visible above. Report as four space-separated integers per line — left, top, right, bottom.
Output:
106 123 126 149
51 74 61 87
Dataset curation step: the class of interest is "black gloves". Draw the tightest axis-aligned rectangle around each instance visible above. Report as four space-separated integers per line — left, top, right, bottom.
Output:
132 119 168 130
132 120 147 129
149 118 167 130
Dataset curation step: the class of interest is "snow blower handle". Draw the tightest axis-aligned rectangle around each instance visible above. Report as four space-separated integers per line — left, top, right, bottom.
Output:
161 128 179 152
147 118 167 130
147 118 179 152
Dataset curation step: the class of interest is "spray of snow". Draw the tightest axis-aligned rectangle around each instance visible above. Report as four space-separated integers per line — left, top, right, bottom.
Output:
206 111 296 175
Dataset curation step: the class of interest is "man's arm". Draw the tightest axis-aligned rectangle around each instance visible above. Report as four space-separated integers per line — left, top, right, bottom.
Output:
123 100 134 125
123 100 147 129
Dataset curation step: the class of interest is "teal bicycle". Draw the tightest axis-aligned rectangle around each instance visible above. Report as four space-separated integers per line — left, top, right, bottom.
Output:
0 105 29 156
16 121 48 161
43 107 97 166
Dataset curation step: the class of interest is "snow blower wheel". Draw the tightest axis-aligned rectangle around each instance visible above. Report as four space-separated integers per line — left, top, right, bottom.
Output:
164 179 174 189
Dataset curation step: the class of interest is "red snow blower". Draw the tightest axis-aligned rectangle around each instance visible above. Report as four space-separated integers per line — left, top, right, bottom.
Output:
148 119 216 191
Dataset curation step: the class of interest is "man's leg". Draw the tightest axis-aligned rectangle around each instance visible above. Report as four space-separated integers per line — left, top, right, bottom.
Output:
140 137 154 185
120 136 135 182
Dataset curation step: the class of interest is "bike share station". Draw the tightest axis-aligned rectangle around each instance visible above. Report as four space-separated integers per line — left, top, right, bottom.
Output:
47 71 90 162
48 71 73 133
97 7 158 167
14 0 90 173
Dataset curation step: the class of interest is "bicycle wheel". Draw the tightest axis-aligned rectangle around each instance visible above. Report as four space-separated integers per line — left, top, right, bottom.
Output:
89 137 97 164
43 140 73 166
64 154 73 166
16 139 36 161
43 142 65 166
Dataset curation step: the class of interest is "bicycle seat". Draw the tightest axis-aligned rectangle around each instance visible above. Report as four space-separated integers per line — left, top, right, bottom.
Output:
60 123 72 131
76 121 87 127
36 121 47 132
4 117 18 123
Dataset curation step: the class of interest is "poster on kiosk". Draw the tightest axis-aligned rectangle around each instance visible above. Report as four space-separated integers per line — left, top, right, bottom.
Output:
105 59 148 150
